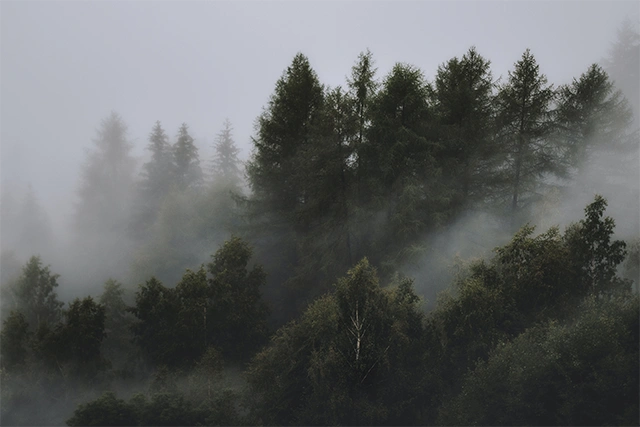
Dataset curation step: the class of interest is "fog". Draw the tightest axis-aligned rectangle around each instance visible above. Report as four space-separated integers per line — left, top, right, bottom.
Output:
1 1 639 425
2 1 637 230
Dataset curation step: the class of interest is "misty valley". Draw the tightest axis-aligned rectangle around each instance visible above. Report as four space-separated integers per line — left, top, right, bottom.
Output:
1 24 639 426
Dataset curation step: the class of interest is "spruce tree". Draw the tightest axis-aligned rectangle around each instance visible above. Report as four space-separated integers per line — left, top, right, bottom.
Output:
75 111 136 234
210 119 241 189
173 123 203 191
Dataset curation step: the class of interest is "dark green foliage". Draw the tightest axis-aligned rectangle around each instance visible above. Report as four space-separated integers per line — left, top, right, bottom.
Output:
207 236 269 359
6 46 639 427
130 237 269 366
129 277 183 367
67 388 241 427
422 195 633 423
438 296 639 426
99 279 135 367
366 62 434 193
358 62 447 274
175 267 210 362
60 297 107 374
0 311 30 370
564 194 629 296
556 63 634 167
247 258 426 425
67 391 136 426
431 46 499 213
245 54 326 310
495 49 559 216
246 52 324 222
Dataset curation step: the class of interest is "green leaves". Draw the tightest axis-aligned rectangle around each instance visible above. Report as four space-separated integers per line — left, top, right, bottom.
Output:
247 258 426 425
130 237 269 367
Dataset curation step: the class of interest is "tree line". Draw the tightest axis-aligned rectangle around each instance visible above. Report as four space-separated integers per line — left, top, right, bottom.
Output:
1 197 638 425
1 23 639 425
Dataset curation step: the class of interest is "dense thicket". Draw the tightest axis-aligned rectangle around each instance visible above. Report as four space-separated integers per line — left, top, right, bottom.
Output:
1 24 638 426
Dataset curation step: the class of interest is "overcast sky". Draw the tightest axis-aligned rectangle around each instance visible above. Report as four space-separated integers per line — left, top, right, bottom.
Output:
1 0 638 231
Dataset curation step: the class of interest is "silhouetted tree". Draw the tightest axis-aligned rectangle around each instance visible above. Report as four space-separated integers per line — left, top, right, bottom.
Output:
495 49 558 218
173 123 203 191
210 119 241 189
556 64 633 168
207 237 269 359
133 121 174 237
431 46 499 213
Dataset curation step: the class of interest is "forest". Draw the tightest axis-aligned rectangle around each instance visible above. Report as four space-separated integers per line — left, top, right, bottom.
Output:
1 21 639 426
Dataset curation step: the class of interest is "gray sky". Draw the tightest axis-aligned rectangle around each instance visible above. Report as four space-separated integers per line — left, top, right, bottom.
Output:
1 0 638 231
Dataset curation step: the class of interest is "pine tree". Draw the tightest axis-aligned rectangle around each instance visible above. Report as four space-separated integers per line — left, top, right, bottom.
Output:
245 53 325 319
173 123 203 191
495 49 558 217
210 119 241 189
556 64 633 168
136 121 174 226
362 62 445 271
366 63 434 196
347 49 378 152
246 52 325 228
432 46 498 213
75 111 136 234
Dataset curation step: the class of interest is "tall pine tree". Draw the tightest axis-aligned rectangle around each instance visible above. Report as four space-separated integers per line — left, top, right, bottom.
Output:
556 63 633 168
495 49 558 218
173 123 203 191
210 119 241 189
245 52 325 320
431 46 498 214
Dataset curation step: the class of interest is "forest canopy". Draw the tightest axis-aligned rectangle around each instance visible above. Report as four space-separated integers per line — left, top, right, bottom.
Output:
1 24 639 426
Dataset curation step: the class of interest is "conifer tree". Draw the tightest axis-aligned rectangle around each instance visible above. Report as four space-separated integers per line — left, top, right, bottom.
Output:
210 119 241 189
143 122 173 199
245 53 325 318
173 123 203 191
432 46 498 213
556 64 633 168
75 111 136 234
347 49 378 151
246 53 324 229
6 256 63 329
495 49 558 216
